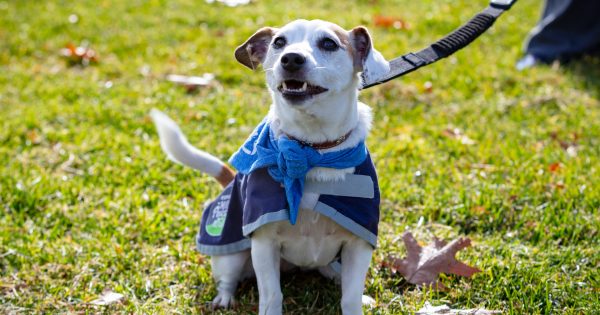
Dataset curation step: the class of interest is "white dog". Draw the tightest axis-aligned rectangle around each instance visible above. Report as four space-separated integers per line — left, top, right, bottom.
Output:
151 19 389 315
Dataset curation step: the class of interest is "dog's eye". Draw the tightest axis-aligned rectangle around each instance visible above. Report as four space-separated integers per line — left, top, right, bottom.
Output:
319 38 339 51
272 37 287 49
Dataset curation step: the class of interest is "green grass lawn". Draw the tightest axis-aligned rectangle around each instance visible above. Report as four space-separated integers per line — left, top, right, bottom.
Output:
1 0 599 313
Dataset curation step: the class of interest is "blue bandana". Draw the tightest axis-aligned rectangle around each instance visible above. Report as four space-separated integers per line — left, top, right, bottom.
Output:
229 120 368 225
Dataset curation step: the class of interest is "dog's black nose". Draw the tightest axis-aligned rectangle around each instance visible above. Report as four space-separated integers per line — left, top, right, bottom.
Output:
281 53 306 72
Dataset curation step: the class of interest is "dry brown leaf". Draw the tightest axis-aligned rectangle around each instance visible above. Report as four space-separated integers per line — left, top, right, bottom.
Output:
416 301 501 314
548 162 561 173
166 73 215 93
113 243 123 255
549 131 579 157
373 15 409 29
89 289 125 305
423 81 433 93
387 232 480 289
471 206 487 215
442 128 476 145
26 130 42 144
60 43 98 66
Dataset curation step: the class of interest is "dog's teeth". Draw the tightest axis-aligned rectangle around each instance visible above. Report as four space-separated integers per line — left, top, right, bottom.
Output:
281 81 312 93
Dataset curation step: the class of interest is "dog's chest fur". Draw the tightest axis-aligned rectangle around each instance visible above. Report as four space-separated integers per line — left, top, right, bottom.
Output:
256 192 356 267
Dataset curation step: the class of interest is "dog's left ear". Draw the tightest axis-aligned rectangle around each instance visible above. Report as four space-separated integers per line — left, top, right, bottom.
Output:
350 26 390 83
234 27 278 70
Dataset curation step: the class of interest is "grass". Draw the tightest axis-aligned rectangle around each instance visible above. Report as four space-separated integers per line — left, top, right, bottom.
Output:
1 0 598 313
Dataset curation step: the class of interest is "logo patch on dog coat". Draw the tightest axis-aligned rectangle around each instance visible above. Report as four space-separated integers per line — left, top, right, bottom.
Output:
204 194 230 236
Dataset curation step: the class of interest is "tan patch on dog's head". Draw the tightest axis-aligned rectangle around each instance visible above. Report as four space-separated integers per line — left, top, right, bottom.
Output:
330 25 355 67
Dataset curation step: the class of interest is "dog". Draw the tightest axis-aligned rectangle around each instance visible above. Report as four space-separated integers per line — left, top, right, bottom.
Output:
151 19 389 315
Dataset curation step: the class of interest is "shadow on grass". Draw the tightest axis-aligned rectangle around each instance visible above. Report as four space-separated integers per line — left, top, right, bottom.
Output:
562 54 600 99
198 270 342 314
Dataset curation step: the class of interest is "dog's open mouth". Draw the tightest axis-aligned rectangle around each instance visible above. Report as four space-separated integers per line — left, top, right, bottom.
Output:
277 80 328 102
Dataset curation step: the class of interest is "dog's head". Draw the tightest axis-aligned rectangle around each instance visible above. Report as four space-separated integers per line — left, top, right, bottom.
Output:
234 20 389 107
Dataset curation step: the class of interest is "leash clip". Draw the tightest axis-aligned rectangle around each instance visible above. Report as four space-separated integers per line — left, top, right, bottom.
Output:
490 0 516 10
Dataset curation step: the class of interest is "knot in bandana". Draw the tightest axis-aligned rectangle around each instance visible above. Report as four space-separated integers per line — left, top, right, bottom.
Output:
230 120 367 224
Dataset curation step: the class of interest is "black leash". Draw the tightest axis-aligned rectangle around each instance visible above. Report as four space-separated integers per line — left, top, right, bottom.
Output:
361 0 518 90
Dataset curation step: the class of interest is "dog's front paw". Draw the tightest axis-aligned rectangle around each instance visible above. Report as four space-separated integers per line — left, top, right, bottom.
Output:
212 293 237 309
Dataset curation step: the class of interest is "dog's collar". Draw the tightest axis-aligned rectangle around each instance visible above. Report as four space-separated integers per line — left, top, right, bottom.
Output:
284 130 353 150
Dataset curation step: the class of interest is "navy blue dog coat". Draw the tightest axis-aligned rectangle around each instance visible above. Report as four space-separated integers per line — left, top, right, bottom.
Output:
196 153 380 256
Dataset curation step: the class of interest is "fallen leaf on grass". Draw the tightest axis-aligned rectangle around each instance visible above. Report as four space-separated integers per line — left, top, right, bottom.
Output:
548 162 561 173
166 73 215 93
442 128 476 145
416 301 501 314
549 131 579 157
374 15 410 29
551 181 565 190
113 243 123 255
423 81 433 93
386 232 480 289
205 0 251 7
90 289 125 305
60 43 98 66
471 206 487 215
26 130 42 144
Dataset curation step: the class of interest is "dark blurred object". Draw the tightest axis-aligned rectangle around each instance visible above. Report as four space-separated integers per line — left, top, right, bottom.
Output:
517 0 600 70
60 43 98 67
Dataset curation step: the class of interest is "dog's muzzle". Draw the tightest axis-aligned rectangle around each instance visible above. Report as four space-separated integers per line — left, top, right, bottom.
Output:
277 79 328 103
277 53 328 103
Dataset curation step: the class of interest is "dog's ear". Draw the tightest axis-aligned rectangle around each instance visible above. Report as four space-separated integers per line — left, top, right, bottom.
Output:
234 27 278 70
350 26 390 83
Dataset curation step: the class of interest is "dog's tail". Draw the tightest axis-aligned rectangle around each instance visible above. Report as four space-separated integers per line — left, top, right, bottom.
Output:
150 109 235 187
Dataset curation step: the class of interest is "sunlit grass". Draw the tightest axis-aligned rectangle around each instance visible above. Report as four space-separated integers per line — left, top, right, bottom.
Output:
1 0 598 313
